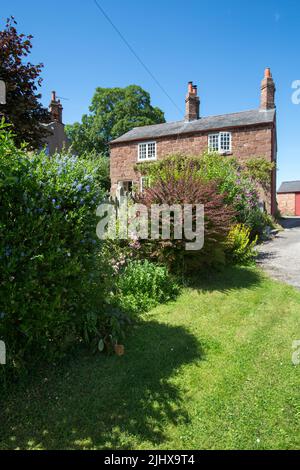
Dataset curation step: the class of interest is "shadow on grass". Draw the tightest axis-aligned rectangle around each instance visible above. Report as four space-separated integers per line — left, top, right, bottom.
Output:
0 320 203 450
188 265 262 293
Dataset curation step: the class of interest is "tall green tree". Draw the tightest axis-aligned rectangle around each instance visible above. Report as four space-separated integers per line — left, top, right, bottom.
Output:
0 17 51 149
66 85 165 155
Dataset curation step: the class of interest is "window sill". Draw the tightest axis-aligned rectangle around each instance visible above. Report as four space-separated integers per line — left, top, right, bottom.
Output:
219 151 233 156
137 158 157 163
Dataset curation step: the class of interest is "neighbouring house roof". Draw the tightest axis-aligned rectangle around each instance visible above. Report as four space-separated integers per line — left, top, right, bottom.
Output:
278 181 300 194
110 108 276 144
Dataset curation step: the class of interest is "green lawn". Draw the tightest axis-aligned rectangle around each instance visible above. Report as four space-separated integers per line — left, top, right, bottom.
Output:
1 266 300 450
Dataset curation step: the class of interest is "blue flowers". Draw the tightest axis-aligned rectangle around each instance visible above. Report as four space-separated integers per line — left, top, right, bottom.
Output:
51 198 61 210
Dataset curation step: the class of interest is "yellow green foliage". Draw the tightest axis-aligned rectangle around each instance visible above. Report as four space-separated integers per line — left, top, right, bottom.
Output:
226 224 258 265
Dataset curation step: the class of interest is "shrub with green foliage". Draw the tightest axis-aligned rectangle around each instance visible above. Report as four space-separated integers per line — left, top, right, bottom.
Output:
0 125 109 376
243 157 275 190
75 150 110 192
137 153 272 239
114 260 180 316
225 224 258 265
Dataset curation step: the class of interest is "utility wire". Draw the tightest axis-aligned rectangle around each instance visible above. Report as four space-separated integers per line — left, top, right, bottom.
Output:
93 0 183 117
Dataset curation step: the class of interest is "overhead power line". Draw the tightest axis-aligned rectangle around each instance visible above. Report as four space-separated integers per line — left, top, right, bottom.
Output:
93 0 183 117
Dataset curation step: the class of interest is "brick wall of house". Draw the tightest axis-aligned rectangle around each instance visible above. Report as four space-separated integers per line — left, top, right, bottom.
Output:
277 193 296 216
110 123 275 213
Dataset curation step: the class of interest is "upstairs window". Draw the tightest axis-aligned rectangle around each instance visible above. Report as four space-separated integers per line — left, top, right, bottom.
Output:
208 132 232 154
138 142 157 161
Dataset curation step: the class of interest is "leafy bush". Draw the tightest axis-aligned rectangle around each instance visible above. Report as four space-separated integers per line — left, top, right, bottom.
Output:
243 157 275 190
76 150 110 192
137 153 271 240
0 126 110 376
243 208 276 240
114 260 180 316
225 224 257 265
135 173 235 273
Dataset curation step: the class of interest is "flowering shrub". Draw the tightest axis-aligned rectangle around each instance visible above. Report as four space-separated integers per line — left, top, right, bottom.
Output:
0 126 109 376
113 260 180 316
225 224 258 265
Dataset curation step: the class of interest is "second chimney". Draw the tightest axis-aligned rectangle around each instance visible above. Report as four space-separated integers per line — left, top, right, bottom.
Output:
49 91 63 123
185 81 200 121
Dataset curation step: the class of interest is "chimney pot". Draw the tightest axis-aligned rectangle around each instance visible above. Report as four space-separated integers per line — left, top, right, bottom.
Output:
265 67 272 78
49 91 63 123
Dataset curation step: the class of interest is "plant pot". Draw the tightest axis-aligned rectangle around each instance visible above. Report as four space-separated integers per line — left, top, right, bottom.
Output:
114 344 125 356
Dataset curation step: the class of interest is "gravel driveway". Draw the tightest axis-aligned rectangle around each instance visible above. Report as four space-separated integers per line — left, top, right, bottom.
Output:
257 217 300 290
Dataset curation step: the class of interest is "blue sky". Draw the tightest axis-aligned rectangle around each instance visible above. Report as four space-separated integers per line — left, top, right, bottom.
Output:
2 0 300 186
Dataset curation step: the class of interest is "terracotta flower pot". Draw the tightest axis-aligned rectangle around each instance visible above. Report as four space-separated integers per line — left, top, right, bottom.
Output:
114 344 125 356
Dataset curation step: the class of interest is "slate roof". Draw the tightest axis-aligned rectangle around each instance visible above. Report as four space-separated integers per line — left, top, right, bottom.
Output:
110 108 276 144
278 181 300 194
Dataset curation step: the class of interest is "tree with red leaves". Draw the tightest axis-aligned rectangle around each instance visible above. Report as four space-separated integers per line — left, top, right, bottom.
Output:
0 17 50 149
135 175 235 273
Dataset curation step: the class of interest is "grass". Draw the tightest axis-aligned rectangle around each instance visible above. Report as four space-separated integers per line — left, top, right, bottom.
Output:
1 266 300 450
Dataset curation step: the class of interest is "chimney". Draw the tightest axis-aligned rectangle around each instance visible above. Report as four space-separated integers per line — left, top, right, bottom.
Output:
49 90 63 123
260 68 276 110
185 81 200 121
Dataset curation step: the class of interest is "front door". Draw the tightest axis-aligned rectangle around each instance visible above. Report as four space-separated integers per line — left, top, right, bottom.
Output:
295 193 300 216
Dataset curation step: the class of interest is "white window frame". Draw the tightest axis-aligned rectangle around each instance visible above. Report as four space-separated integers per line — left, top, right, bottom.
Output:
138 141 157 162
208 132 232 154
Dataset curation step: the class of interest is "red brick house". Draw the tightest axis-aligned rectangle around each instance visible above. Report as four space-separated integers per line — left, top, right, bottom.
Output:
110 68 277 214
277 181 300 216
